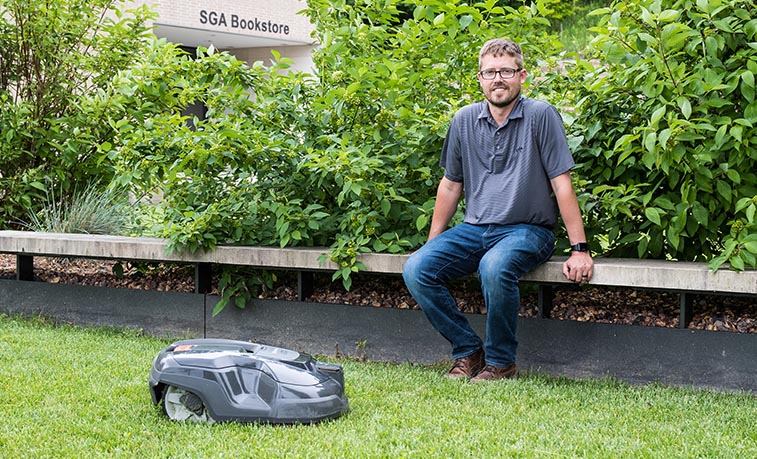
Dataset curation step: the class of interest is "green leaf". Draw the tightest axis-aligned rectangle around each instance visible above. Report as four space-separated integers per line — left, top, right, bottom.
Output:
212 298 228 316
416 214 428 232
637 236 649 257
746 85 757 104
677 97 692 119
29 181 47 192
644 132 657 154
380 198 391 216
413 4 425 20
692 202 708 226
650 106 666 127
645 207 663 226
730 125 743 142
744 240 757 254
658 9 680 22
742 70 755 89
637 32 658 46
716 180 732 202
713 19 734 33
714 124 729 147
658 128 672 150
342 275 353 291
723 240 739 258
730 255 745 271
708 255 727 272
742 249 757 267
668 228 681 251
745 19 757 39
640 7 655 26
736 198 754 212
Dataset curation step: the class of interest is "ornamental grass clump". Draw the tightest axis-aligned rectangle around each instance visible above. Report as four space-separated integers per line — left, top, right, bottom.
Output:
23 182 134 235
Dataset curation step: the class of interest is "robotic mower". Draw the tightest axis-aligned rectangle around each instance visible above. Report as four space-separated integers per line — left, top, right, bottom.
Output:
149 338 349 424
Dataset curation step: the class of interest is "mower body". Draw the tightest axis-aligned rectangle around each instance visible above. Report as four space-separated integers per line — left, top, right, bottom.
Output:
149 338 348 424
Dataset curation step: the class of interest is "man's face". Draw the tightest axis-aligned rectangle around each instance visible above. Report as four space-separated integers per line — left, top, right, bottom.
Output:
477 53 526 109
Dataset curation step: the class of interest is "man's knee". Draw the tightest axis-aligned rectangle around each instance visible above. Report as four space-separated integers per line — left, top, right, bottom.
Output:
403 249 440 290
402 251 421 286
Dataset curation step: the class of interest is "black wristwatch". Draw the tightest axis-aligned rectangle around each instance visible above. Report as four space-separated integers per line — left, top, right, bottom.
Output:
570 242 590 253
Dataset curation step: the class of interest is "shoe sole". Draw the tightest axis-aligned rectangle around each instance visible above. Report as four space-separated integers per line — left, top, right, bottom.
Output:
470 368 519 383
444 365 485 380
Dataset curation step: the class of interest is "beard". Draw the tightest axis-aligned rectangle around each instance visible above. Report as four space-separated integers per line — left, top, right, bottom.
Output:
485 84 521 108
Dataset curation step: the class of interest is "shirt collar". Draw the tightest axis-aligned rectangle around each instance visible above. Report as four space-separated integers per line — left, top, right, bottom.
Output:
477 95 526 125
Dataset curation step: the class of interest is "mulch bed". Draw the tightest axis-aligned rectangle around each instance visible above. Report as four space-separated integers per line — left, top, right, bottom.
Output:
1 254 756 334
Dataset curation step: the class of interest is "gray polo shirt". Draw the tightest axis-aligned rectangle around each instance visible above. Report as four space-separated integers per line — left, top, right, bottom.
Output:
440 96 575 229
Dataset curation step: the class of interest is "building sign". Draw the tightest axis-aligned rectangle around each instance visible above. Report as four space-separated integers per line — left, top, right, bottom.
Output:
199 10 291 35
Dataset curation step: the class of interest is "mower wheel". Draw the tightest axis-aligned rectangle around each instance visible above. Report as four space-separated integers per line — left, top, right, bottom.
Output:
162 385 215 423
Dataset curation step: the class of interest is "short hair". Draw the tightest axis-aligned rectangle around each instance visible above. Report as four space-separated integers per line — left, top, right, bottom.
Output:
478 38 524 70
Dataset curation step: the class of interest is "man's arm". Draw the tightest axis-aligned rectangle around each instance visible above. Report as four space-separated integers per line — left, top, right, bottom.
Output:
427 177 463 241
550 172 594 283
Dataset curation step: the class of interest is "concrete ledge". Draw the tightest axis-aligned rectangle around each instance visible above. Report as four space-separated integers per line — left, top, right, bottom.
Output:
0 230 338 270
521 257 757 295
1 230 756 295
0 230 401 273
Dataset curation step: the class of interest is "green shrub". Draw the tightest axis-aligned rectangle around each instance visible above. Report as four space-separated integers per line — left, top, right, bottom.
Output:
540 0 757 270
0 0 156 229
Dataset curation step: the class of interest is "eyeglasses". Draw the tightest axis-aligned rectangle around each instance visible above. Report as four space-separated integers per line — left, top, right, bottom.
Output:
478 68 523 80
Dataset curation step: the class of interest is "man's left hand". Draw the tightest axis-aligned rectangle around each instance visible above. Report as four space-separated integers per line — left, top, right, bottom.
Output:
563 252 594 284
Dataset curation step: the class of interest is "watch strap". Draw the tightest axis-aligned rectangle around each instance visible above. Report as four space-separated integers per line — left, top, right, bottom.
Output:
570 242 590 252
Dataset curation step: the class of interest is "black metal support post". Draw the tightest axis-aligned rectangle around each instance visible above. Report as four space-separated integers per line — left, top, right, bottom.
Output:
298 271 314 301
195 263 213 294
16 255 34 281
537 285 555 318
679 292 693 329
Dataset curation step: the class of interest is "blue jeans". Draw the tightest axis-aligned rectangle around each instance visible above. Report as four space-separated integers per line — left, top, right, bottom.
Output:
402 223 555 367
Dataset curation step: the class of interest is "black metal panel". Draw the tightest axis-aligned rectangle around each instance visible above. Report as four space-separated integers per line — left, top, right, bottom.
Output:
206 296 757 393
16 255 34 281
537 285 555 318
680 292 693 329
298 271 314 301
195 263 213 294
516 318 757 392
0 279 204 338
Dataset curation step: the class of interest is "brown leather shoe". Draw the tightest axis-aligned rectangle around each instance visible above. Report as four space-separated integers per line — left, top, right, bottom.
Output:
444 348 485 379
470 364 518 383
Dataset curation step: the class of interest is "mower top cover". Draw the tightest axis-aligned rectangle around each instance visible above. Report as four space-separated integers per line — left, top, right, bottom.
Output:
149 338 349 424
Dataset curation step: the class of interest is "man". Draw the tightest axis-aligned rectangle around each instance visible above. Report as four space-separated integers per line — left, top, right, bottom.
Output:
402 38 594 383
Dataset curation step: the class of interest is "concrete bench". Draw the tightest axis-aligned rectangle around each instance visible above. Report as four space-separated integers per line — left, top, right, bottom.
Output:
1 230 756 328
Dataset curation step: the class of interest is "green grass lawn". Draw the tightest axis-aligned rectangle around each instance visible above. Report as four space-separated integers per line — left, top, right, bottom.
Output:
1 314 756 459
